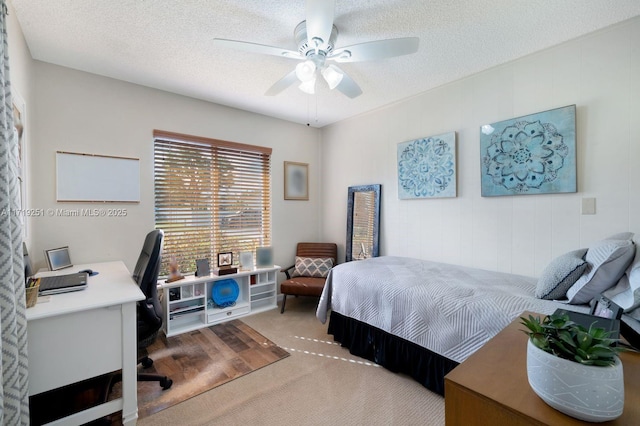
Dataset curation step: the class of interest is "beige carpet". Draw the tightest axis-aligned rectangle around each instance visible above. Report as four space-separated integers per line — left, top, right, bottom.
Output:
138 297 445 426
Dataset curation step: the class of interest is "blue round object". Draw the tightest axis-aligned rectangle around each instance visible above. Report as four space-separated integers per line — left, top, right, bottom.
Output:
211 279 239 308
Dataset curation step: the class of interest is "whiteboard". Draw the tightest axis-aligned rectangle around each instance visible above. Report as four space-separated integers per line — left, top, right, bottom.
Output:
56 151 140 202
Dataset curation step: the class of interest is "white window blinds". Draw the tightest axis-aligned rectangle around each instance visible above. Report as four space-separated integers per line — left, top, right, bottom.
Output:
153 130 272 275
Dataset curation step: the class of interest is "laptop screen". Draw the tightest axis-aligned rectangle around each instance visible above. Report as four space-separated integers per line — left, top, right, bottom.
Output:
45 246 73 271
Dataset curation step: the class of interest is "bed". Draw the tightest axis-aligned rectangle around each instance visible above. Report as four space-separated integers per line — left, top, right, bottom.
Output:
316 256 593 395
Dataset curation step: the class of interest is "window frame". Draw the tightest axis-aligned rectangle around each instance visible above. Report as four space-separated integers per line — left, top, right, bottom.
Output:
153 130 272 276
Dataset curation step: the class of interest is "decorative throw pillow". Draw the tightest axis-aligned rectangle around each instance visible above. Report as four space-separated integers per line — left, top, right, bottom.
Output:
291 257 334 278
603 248 640 312
566 236 635 304
535 249 588 300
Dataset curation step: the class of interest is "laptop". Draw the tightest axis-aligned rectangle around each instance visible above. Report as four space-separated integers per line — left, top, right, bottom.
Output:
37 272 88 295
24 244 88 296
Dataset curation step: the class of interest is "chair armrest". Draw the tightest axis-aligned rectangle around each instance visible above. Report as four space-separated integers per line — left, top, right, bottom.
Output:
281 265 295 280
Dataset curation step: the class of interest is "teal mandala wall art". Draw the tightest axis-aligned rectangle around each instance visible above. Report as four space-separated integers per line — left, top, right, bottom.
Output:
480 105 576 196
397 132 457 199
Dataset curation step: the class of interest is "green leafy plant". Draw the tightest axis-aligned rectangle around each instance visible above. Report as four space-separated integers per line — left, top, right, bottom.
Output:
520 313 625 367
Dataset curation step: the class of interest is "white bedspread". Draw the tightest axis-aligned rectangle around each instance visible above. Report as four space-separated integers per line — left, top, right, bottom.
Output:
317 256 587 363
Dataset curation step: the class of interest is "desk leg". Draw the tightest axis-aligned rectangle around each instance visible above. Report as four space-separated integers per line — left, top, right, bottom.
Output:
121 301 138 425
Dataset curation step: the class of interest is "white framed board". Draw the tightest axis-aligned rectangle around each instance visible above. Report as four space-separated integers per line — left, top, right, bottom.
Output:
56 151 140 202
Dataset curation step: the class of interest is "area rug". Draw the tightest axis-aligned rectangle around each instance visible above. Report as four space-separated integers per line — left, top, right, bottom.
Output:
111 319 289 419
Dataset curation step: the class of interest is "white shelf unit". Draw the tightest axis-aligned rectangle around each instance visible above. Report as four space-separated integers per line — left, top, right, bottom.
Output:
250 268 278 314
160 266 279 337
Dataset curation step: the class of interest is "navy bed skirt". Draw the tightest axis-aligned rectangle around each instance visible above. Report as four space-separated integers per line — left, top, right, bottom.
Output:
327 311 459 396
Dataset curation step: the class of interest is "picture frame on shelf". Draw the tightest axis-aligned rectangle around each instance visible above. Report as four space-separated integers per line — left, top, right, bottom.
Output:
217 252 233 268
239 251 253 271
195 258 210 277
256 246 273 268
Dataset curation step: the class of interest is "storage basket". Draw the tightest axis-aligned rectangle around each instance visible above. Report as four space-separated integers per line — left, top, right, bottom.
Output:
26 278 40 308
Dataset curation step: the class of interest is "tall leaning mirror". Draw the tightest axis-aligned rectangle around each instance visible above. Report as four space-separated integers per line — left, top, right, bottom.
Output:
346 184 381 262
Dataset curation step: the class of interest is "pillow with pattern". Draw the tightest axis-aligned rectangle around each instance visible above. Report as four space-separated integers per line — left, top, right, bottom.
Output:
291 257 334 278
535 248 588 300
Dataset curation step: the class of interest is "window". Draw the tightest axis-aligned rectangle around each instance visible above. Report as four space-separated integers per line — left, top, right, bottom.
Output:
153 130 272 275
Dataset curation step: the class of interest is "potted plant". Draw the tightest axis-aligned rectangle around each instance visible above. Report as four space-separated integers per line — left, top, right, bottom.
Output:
521 313 626 422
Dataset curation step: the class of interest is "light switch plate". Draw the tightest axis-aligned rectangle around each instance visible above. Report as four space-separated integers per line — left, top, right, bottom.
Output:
582 198 596 215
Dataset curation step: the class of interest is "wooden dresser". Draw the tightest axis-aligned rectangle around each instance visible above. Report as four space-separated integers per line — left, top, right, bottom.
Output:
444 311 640 425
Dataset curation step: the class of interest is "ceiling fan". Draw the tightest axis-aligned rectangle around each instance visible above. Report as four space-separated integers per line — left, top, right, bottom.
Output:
213 0 419 98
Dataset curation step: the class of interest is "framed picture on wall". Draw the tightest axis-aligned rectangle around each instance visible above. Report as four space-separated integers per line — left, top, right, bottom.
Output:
284 161 309 200
480 105 577 197
397 132 457 199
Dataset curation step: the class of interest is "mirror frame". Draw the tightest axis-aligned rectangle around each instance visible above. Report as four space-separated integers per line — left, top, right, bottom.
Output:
346 184 381 262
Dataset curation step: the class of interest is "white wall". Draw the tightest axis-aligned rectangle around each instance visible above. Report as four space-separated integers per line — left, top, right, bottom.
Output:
11 12 640 279
321 17 640 277
28 61 321 272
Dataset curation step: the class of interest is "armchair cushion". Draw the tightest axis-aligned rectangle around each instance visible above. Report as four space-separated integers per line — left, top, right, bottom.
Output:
281 276 327 297
291 256 334 278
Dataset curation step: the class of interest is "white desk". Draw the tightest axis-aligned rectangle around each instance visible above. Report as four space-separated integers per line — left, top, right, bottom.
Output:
27 261 144 425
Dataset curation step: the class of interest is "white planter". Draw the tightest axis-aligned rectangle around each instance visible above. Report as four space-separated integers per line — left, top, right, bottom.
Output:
526 339 624 422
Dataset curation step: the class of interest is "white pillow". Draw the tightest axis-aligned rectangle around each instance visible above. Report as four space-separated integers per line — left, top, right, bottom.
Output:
603 248 640 312
565 236 635 304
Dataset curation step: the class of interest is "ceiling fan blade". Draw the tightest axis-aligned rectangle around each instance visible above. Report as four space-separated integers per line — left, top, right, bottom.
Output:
328 37 419 63
334 69 362 99
265 70 299 96
213 39 302 59
305 0 335 50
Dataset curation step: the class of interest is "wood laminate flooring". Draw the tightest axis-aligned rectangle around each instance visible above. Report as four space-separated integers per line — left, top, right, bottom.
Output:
30 319 289 424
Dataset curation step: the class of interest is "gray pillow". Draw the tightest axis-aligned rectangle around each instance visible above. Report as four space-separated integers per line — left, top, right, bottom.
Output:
535 249 588 300
566 237 635 304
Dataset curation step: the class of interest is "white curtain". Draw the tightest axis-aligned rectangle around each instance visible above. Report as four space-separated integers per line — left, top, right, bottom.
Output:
0 1 29 424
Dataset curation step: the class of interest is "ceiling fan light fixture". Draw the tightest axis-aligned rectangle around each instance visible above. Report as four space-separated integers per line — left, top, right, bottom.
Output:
295 60 316 82
321 64 343 90
298 77 316 94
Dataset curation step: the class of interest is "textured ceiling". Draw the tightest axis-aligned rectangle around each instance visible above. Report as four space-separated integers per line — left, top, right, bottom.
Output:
11 1 640 128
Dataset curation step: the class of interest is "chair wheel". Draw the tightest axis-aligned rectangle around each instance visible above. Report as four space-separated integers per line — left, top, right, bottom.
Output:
141 357 153 368
160 377 173 390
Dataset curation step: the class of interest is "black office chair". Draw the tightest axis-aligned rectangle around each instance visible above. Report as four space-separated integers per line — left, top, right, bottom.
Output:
132 229 173 389
105 229 173 396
